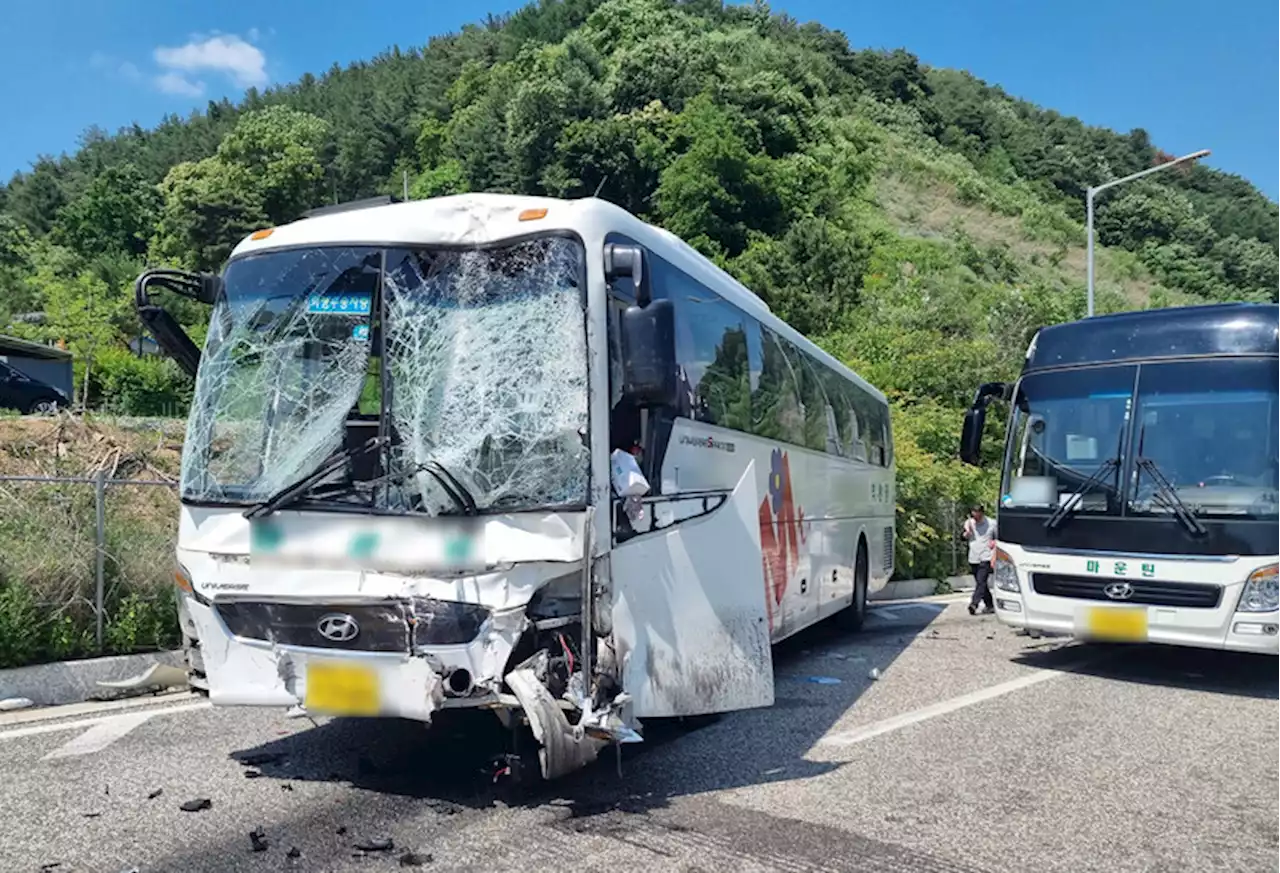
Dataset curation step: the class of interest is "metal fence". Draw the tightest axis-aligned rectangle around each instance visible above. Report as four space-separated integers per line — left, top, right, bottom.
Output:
0 473 180 665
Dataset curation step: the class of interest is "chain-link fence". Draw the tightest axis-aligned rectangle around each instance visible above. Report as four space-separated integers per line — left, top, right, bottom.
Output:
0 473 181 668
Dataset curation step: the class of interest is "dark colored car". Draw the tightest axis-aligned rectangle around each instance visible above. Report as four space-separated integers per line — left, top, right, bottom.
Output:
0 360 68 414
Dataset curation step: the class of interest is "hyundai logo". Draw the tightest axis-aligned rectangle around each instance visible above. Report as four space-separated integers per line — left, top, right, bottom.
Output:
1103 582 1134 601
317 613 360 642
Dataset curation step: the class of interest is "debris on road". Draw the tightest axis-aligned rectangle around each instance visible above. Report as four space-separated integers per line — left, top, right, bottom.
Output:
0 696 35 711
336 826 348 836
355 837 395 852
244 769 263 779
287 847 301 860
281 783 294 791
869 668 882 680
147 788 163 800
806 676 842 685
82 812 102 819
249 828 269 853
762 767 785 776
399 851 432 866
179 798 212 813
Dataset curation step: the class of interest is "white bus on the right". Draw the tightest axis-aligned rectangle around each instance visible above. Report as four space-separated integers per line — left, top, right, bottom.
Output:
959 302 1278 655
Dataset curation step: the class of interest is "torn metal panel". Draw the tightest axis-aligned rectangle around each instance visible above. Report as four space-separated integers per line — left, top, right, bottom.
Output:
505 667 605 781
609 461 775 718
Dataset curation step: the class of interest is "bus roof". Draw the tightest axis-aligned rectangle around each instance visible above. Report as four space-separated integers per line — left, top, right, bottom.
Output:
1024 302 1279 373
229 193 887 405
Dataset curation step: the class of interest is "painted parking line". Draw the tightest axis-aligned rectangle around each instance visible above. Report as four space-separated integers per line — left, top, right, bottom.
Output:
0 700 211 756
818 660 1095 748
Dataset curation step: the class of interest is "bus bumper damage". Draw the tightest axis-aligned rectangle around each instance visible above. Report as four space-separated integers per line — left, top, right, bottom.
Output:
179 573 639 781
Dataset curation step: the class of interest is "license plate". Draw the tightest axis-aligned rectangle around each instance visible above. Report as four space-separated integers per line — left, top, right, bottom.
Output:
304 661 380 716
1083 606 1148 642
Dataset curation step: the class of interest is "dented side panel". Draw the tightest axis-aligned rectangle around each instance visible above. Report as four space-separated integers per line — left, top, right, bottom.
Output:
609 461 775 718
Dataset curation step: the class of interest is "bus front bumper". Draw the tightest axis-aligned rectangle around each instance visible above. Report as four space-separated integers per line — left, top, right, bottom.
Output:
993 592 1280 655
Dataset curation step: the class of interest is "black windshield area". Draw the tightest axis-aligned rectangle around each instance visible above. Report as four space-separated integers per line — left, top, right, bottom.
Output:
1128 358 1278 521
1001 366 1136 517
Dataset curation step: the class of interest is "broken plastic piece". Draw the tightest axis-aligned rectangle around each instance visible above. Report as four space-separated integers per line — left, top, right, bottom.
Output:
287 847 302 860
96 662 188 694
0 697 35 711
355 837 395 852
807 676 841 685
399 851 432 866
180 798 212 812
249 828 269 853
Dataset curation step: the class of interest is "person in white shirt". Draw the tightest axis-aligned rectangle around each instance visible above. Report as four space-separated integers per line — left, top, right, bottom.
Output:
962 504 997 615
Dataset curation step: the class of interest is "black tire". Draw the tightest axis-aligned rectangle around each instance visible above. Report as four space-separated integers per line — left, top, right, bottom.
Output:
28 399 59 416
839 540 870 631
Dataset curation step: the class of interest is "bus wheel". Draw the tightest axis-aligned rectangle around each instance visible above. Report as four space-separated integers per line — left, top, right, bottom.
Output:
839 542 869 631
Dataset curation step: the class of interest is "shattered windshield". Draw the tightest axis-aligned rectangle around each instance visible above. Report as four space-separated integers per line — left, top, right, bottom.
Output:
383 237 589 515
180 236 590 515
181 247 378 503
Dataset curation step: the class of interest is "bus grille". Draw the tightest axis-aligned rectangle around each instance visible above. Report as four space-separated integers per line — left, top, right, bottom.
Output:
216 601 411 652
1030 574 1221 609
882 527 894 572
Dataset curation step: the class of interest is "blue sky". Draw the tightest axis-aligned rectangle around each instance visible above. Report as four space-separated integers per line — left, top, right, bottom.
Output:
2 0 1276 199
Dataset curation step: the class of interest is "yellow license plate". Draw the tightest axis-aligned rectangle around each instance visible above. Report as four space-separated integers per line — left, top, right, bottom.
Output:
304 661 380 716
1084 606 1148 642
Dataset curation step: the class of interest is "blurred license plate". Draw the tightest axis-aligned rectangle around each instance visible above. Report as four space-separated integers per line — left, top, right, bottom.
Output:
1083 606 1148 642
305 661 380 715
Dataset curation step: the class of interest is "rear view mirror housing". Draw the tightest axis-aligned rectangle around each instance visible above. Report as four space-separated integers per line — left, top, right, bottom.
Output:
604 242 651 306
959 381 1009 466
620 299 677 408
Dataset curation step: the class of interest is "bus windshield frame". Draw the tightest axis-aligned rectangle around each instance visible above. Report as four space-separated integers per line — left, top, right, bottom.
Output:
1000 356 1279 525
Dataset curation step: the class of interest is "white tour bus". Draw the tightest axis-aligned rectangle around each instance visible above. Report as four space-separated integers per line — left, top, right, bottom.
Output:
959 303 1278 655
134 193 896 781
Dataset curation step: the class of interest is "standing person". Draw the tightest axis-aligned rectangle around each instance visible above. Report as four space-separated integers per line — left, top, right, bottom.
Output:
962 504 998 615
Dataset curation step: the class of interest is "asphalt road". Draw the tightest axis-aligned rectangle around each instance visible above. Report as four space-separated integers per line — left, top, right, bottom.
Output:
1 596 1275 873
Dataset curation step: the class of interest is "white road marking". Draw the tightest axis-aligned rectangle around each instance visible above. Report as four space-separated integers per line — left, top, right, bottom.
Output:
41 711 159 760
819 664 1087 747
0 700 210 742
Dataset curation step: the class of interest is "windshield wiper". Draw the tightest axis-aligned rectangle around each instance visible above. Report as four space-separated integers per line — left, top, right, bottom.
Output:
360 458 478 516
1137 456 1208 536
1043 457 1119 530
243 435 388 520
1133 420 1207 536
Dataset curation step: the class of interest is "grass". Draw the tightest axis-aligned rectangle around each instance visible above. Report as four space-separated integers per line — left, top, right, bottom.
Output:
0 413 186 668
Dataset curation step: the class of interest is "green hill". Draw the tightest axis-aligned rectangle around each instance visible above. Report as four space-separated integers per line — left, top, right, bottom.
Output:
0 0 1276 580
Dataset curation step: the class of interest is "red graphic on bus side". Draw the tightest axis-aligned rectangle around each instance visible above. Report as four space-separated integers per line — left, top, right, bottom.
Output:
759 448 805 633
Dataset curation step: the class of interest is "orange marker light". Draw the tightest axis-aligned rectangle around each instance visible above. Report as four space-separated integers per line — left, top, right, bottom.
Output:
518 208 548 222
250 228 275 240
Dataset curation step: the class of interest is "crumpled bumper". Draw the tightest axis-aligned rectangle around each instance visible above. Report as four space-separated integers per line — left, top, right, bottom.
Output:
186 599 444 722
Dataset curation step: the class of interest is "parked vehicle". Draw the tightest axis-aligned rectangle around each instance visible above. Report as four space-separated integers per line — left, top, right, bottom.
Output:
0 360 68 414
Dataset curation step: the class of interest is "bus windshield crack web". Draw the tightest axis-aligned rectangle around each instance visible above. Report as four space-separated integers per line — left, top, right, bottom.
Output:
383 239 590 516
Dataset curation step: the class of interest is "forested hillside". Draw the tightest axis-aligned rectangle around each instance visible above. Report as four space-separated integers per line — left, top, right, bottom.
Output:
1 0 1276 577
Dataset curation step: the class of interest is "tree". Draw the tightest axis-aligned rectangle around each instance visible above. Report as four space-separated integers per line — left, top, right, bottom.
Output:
151 158 268 271
214 106 332 223
53 164 160 258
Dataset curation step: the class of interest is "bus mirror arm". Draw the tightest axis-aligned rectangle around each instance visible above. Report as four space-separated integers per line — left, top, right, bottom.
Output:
959 382 1008 467
134 268 223 378
604 243 651 307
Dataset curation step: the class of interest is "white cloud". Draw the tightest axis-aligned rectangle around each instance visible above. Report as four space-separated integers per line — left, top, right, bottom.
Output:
154 71 206 97
88 51 142 83
153 33 267 89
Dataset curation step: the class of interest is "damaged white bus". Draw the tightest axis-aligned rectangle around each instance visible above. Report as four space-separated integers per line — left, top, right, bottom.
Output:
134 193 895 781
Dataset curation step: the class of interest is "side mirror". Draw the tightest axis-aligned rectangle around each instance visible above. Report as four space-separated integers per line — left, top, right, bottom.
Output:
959 381 1008 466
620 299 676 407
959 407 986 466
604 243 651 307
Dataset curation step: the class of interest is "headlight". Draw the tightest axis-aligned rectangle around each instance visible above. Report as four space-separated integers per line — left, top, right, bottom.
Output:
174 562 210 606
993 548 1020 592
1237 564 1278 613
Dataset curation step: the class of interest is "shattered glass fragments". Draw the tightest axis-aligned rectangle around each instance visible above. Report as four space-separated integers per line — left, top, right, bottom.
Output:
384 238 589 515
181 247 378 502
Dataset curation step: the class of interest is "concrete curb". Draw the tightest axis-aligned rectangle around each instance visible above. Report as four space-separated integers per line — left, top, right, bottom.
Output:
0 650 185 708
872 575 974 602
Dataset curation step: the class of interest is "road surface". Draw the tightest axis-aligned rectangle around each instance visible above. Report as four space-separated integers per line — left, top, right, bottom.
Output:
1 596 1275 872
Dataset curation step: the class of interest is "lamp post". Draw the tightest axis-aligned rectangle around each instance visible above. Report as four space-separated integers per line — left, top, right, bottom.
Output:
1086 148 1211 317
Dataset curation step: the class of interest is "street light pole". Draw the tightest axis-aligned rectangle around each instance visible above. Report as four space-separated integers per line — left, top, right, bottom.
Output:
1085 148 1211 317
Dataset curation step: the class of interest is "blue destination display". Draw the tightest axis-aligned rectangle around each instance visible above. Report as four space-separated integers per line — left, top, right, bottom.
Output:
307 293 372 315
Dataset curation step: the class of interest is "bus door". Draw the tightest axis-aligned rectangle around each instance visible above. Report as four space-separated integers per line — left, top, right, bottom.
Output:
609 462 775 718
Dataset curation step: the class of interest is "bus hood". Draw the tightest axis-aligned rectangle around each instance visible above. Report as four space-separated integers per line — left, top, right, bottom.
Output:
179 505 587 569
